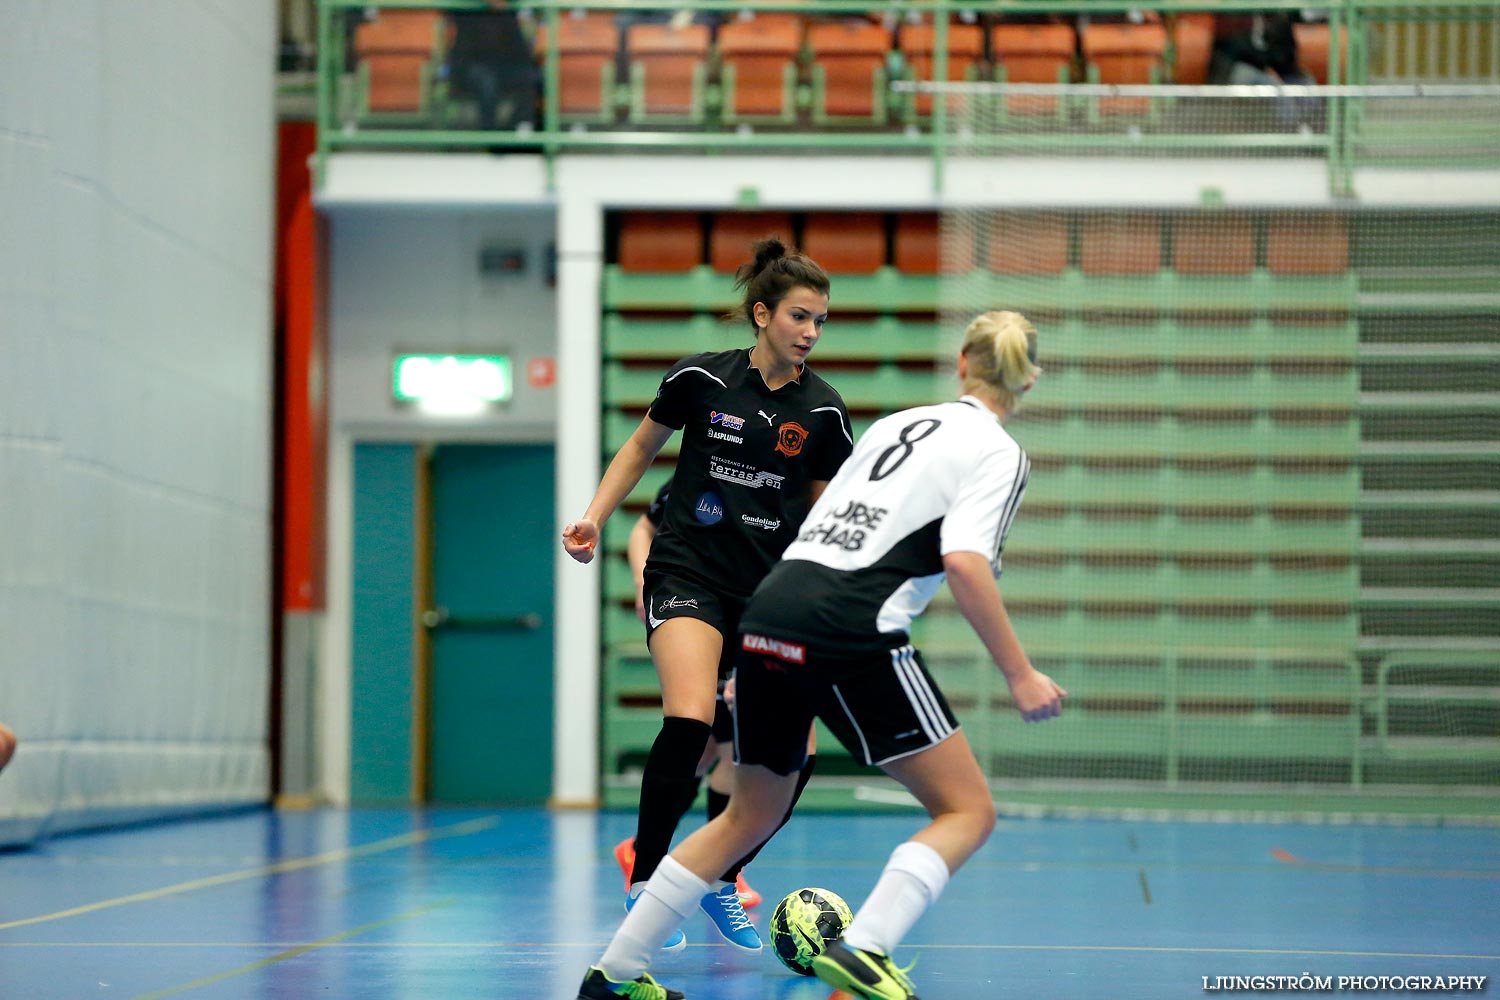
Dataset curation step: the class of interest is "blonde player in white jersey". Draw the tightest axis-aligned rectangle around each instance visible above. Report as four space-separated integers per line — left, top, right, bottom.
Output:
575 310 1067 1000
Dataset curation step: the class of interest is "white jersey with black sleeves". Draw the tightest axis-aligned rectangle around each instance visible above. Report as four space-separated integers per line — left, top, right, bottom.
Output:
740 394 1029 652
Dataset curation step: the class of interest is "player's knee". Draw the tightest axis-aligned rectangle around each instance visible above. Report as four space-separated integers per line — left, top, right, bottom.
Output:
0 722 16 772
948 796 996 850
650 716 715 772
970 803 997 845
722 793 784 844
721 796 777 837
661 700 716 728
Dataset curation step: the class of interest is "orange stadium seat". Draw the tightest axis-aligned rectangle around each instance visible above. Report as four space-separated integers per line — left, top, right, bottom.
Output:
803 213 886 273
808 20 892 122
1082 22 1168 115
533 11 619 119
1082 215 1162 274
1172 13 1216 84
1267 215 1349 275
619 213 703 272
1293 22 1347 84
353 10 443 113
627 22 711 120
1173 215 1256 275
899 21 985 117
894 213 974 275
989 23 1077 115
717 14 803 122
710 213 795 273
987 212 1069 274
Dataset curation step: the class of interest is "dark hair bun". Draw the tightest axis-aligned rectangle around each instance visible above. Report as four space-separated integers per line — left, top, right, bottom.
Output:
751 237 788 272
728 237 830 332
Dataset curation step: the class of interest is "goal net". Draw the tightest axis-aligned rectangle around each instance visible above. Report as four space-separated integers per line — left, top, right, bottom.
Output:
922 82 1500 819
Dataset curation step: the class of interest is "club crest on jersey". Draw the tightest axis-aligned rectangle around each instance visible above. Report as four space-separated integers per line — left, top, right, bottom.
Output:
693 491 725 525
709 410 746 431
774 421 809 457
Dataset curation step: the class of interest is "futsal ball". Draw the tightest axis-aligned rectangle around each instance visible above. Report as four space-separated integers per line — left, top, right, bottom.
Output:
769 886 854 976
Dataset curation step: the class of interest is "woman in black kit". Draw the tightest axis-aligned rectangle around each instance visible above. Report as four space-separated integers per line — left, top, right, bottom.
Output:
563 238 852 958
615 477 764 913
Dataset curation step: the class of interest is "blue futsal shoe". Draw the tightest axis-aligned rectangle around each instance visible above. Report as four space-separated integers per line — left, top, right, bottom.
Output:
624 886 688 952
699 881 762 952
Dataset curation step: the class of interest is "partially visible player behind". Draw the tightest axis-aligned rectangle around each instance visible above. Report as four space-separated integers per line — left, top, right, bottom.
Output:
615 477 763 911
564 238 853 986
575 310 1066 1000
0 722 15 773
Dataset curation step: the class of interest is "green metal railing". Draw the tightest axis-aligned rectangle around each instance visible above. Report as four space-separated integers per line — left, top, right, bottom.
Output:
314 0 1500 192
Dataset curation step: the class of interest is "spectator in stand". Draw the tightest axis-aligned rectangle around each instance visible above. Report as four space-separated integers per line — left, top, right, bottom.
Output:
447 0 538 131
1210 12 1318 126
1211 11 1315 88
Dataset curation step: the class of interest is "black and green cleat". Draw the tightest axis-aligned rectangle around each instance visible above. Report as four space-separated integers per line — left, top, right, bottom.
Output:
576 965 685 1000
811 940 921 1000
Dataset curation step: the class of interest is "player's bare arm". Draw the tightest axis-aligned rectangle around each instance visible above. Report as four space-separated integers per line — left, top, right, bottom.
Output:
943 549 1066 721
563 416 674 564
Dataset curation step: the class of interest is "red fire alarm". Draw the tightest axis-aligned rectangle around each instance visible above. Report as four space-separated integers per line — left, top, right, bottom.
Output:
527 356 556 389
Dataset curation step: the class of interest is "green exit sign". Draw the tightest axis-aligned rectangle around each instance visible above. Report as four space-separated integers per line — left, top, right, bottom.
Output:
393 354 513 412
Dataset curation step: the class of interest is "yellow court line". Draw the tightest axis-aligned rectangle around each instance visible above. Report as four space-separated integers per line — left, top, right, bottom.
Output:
1272 847 1500 879
0 816 499 932
128 901 453 1000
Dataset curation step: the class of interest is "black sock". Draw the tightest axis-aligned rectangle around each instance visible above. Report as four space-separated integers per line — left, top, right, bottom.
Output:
706 787 731 823
632 716 712 885
721 754 817 883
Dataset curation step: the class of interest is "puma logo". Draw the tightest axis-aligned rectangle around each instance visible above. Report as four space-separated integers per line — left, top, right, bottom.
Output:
757 410 776 426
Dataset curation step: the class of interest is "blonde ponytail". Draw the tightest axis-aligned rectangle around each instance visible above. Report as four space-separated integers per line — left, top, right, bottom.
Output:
959 310 1040 412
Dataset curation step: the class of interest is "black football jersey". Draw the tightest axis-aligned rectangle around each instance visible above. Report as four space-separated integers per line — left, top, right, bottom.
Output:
741 395 1030 652
644 349 853 600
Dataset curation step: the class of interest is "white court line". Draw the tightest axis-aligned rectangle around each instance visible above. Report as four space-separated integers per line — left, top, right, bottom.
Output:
0 816 499 931
4 942 1496 961
128 902 453 1000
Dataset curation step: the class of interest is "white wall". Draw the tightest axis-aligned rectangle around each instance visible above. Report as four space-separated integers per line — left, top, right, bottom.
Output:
324 205 559 439
0 0 278 844
317 202 559 803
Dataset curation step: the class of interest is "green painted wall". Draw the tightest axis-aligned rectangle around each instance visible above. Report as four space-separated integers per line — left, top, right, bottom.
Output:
351 443 416 803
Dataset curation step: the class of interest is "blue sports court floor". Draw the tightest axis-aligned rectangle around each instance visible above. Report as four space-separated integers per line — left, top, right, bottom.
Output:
2 807 1498 999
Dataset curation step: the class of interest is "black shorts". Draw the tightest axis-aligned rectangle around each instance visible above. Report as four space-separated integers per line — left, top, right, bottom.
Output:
642 569 747 682
731 632 961 776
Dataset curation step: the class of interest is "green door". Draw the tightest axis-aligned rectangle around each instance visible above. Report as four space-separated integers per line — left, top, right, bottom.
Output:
425 443 555 804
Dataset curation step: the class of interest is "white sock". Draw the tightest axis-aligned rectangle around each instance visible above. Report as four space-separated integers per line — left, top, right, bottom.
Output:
598 855 710 981
840 840 951 957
